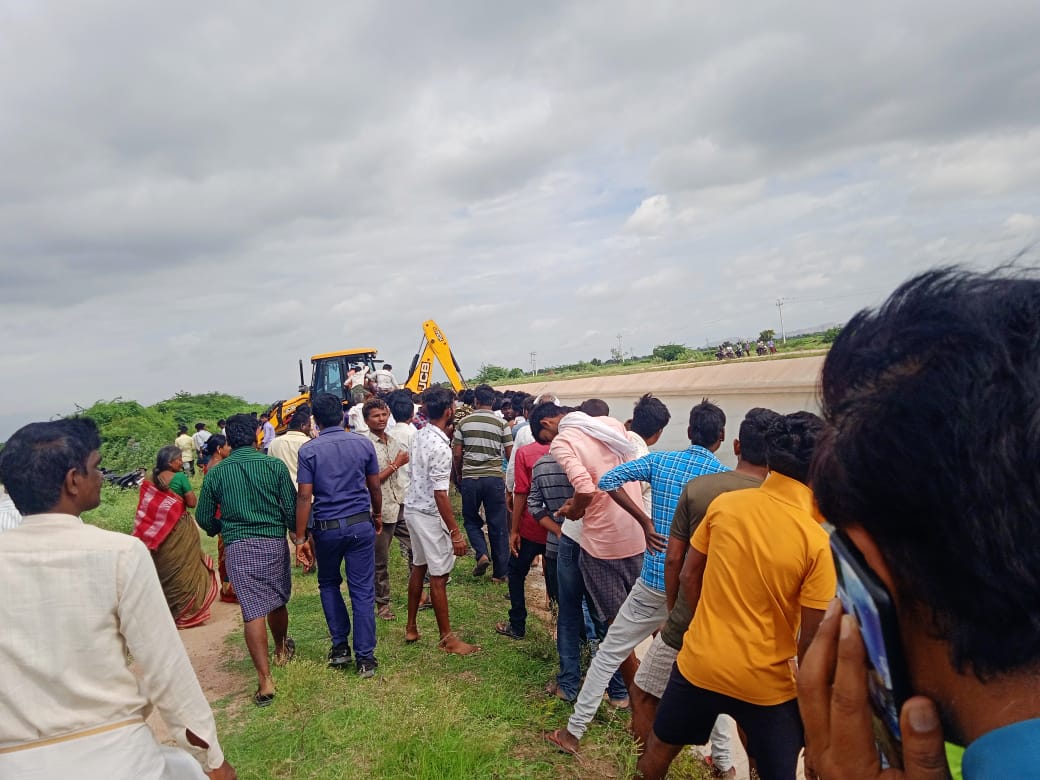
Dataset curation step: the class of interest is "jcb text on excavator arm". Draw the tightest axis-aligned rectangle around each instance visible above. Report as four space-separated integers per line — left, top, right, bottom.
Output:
403 320 466 394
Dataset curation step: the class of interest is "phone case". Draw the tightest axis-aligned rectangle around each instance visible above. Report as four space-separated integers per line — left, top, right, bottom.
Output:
830 530 913 769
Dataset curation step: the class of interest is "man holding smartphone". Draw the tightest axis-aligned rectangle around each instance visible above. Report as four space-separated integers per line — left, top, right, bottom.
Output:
800 268 1040 779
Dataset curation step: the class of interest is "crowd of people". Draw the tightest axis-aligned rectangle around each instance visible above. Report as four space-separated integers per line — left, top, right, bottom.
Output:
1 267 1039 779
714 340 776 360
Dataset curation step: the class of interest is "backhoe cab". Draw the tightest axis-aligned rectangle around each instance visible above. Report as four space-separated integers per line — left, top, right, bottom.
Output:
263 320 466 435
265 348 379 434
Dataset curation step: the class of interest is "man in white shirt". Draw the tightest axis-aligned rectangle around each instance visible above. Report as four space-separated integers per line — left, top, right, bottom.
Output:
403 387 477 655
192 423 212 468
0 418 235 780
0 483 21 533
388 395 417 486
269 406 314 574
347 397 370 434
372 363 399 394
267 406 312 489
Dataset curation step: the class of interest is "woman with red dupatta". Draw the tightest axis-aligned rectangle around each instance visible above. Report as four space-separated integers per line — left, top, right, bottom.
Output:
134 445 218 628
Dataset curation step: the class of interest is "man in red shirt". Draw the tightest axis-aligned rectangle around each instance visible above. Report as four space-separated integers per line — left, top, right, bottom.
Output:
495 435 550 639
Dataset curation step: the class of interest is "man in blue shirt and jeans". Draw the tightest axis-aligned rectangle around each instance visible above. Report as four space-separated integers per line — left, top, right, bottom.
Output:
294 393 382 678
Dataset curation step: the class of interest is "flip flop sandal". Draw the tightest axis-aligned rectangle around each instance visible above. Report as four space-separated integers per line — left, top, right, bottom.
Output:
494 622 525 640
544 729 579 755
377 605 396 621
253 690 275 708
472 558 490 577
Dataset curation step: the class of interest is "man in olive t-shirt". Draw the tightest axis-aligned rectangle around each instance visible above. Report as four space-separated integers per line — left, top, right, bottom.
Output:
629 408 775 748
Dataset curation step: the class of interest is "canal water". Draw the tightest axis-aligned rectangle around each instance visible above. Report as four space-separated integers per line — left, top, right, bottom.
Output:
506 355 824 468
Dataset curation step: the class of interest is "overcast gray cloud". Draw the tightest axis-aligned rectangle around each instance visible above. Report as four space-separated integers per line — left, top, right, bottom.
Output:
2 0 1039 438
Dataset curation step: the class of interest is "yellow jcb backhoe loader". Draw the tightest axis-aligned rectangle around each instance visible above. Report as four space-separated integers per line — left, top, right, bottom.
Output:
263 320 465 434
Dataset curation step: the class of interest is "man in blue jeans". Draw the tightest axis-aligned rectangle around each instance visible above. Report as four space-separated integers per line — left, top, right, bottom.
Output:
453 384 513 581
294 392 382 678
526 402 626 704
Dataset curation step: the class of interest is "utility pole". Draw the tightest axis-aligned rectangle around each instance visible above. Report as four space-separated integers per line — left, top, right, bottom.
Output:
616 333 625 364
530 351 537 375
776 298 787 345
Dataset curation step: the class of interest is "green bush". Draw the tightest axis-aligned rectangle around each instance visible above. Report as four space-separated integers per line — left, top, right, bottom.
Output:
652 344 690 362
821 325 843 343
473 364 510 383
76 392 264 472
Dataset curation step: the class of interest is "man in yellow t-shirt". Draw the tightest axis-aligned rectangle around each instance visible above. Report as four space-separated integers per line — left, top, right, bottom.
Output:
638 411 835 780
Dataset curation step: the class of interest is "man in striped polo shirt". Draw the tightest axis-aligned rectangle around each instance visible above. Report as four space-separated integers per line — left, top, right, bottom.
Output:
453 384 513 581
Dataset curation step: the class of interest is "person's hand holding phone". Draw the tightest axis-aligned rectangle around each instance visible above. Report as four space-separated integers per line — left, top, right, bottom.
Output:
798 600 950 780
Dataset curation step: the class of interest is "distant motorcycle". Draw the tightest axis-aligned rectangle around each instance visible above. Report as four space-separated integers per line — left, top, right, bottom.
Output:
101 468 145 489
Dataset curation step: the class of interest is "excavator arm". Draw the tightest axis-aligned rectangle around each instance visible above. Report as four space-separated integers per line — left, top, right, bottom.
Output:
403 319 466 393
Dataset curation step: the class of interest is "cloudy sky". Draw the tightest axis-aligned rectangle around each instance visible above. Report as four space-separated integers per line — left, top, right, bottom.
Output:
2 0 1039 438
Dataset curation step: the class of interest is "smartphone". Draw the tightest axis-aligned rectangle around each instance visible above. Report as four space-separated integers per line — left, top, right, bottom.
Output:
830 530 912 769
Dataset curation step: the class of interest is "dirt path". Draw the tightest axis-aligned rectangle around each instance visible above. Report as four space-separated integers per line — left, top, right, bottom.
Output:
141 598 245 744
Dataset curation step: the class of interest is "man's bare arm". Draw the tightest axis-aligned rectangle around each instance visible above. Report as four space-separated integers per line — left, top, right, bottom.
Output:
366 473 383 534
558 490 594 520
797 606 827 663
509 491 528 555
295 484 313 543
679 547 708 615
664 535 690 612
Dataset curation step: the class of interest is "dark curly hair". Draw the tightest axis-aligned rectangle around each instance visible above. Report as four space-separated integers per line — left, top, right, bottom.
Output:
764 411 823 483
811 266 1040 679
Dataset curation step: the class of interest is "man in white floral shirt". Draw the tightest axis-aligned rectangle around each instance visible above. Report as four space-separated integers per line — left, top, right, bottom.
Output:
403 386 478 655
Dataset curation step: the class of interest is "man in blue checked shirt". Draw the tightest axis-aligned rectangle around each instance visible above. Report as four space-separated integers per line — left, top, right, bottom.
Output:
549 399 728 756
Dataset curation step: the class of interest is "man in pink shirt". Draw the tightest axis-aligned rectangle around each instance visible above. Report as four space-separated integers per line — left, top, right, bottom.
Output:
549 410 658 696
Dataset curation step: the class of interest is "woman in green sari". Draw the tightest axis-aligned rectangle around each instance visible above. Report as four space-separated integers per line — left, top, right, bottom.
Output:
134 445 218 628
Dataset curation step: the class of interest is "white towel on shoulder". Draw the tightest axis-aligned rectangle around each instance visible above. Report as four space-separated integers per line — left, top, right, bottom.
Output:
557 412 638 461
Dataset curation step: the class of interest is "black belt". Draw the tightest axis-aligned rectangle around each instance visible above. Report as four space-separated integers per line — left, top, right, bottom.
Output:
315 511 372 531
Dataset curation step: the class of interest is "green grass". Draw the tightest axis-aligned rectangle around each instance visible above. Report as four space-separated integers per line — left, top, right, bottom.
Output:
84 482 142 535
216 547 643 779
83 484 694 779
